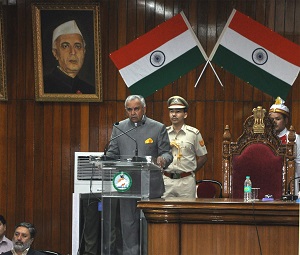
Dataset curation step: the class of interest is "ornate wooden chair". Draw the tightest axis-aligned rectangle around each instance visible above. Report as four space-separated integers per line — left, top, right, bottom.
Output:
222 106 296 199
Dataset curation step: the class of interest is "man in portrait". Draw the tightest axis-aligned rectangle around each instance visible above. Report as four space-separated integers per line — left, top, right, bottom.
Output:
43 20 95 94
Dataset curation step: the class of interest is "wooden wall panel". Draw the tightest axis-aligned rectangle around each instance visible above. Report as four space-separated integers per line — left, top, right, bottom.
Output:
51 104 63 249
89 104 100 152
213 101 225 182
0 103 7 207
0 0 299 253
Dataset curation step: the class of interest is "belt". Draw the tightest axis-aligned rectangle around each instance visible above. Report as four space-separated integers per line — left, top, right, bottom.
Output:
163 171 192 179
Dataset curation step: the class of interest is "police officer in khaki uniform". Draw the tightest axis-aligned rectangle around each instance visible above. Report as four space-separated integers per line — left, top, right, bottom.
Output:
163 96 208 198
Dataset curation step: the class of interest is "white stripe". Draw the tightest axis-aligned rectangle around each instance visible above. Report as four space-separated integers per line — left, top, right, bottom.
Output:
119 30 199 87
221 28 299 85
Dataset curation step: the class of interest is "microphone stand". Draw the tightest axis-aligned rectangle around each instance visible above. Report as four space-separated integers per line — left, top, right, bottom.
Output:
113 121 146 162
101 124 138 161
113 123 139 159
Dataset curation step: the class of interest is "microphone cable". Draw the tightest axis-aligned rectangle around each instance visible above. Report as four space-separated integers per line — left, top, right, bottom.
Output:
251 201 263 255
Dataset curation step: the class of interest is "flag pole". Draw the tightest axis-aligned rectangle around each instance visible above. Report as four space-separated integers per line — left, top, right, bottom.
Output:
204 11 237 89
208 61 224 87
194 60 209 88
194 60 224 88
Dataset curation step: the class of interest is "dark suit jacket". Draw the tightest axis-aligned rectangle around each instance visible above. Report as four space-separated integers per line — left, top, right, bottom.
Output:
44 67 95 94
2 248 45 255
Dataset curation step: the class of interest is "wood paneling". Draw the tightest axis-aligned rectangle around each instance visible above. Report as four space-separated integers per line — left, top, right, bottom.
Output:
1 0 300 253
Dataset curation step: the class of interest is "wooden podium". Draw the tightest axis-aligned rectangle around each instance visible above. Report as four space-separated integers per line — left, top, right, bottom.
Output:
138 198 299 255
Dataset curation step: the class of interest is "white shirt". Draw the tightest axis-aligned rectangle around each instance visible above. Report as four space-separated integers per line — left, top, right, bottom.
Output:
0 235 13 254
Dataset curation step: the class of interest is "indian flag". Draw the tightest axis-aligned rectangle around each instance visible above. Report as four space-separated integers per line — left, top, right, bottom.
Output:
210 9 300 100
110 12 207 97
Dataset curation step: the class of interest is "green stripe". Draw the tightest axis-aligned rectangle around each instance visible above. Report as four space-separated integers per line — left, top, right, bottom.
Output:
129 46 206 97
211 45 291 100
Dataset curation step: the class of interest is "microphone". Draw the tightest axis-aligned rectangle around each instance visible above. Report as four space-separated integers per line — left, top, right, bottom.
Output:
281 176 300 201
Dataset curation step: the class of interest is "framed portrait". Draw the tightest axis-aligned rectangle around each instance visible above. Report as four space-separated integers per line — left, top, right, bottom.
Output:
0 5 7 101
32 3 102 102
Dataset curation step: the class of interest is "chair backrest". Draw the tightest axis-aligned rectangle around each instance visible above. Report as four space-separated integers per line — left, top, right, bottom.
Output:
222 106 296 199
196 179 223 198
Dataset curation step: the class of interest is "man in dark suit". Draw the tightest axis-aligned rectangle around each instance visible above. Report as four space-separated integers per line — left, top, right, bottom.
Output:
106 94 173 255
2 222 44 255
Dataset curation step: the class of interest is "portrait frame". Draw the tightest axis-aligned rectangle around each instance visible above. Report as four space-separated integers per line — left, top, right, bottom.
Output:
32 2 102 102
0 5 7 101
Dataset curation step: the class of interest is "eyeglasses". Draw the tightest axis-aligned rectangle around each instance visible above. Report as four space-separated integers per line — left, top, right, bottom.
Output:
126 107 142 112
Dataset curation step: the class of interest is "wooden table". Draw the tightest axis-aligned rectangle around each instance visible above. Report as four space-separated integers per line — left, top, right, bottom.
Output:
138 198 299 255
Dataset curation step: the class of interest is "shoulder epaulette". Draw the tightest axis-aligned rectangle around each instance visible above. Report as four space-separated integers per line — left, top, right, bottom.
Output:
186 125 199 134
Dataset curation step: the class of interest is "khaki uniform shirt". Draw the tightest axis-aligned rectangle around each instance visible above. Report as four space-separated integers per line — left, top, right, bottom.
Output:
165 124 207 173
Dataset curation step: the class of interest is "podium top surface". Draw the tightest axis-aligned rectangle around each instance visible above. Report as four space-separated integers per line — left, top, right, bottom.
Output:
89 155 162 171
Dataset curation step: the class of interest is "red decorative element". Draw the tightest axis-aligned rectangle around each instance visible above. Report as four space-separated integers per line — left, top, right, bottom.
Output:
280 135 287 145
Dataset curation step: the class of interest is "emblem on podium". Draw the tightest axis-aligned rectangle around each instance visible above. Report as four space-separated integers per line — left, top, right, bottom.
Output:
113 171 132 192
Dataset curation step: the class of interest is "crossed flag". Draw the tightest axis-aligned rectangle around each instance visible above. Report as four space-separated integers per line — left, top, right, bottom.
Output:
110 9 300 100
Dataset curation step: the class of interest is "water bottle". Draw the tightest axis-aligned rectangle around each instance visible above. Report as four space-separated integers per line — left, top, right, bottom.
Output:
244 176 252 202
